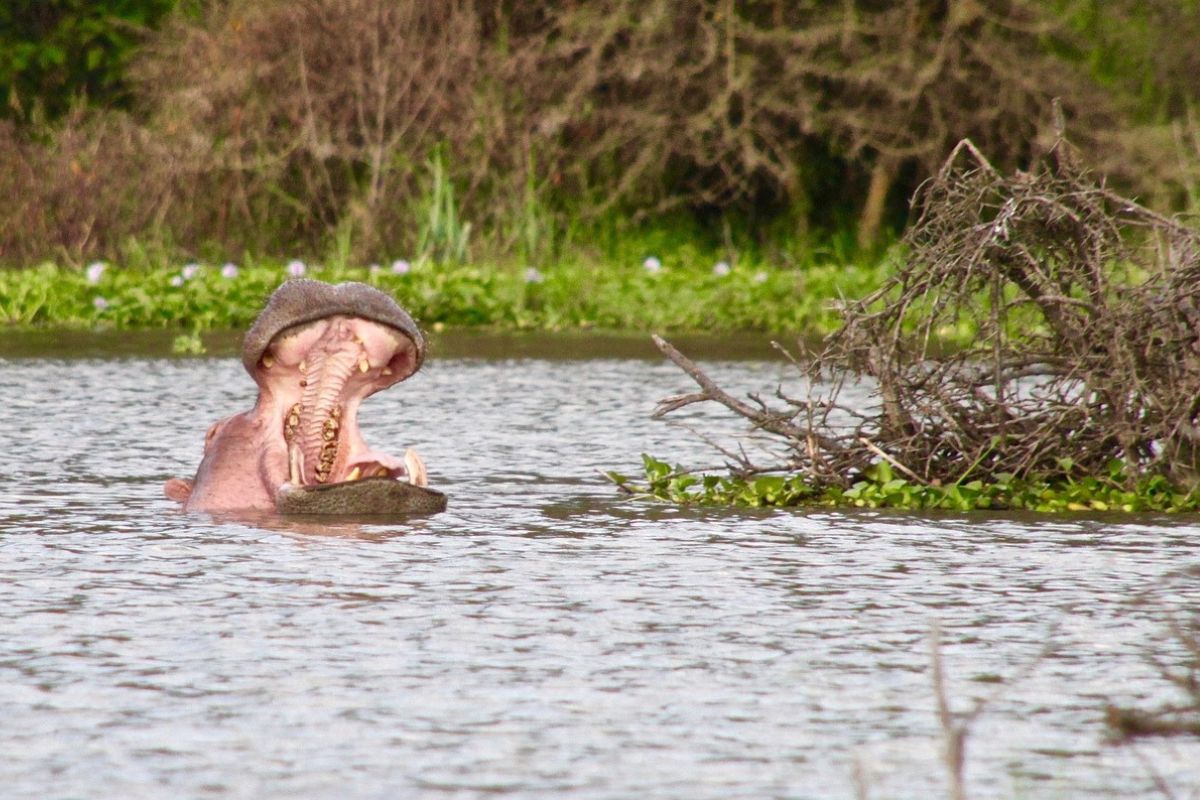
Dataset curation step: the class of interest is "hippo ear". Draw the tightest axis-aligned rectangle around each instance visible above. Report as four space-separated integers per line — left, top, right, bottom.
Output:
164 478 193 503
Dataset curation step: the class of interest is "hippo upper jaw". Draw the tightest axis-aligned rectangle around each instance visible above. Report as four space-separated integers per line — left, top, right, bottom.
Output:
166 280 439 516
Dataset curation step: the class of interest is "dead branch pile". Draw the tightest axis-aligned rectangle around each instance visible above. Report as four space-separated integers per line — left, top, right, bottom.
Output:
655 136 1200 489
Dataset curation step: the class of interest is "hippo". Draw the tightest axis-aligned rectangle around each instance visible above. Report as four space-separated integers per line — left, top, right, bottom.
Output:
164 279 446 516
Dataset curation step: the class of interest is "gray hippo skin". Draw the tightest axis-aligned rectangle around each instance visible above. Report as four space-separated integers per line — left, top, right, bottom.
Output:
165 279 446 516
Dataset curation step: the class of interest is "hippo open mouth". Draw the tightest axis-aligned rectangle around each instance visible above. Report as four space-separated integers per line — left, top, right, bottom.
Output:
251 312 423 490
166 280 446 516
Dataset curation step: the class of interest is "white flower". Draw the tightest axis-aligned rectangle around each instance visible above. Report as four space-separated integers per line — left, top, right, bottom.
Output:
524 267 544 284
753 270 768 284
221 262 239 279
92 296 110 311
170 275 184 287
85 261 106 284
391 259 411 275
712 261 731 276
368 263 381 276
181 262 200 280
287 259 307 277
643 256 662 273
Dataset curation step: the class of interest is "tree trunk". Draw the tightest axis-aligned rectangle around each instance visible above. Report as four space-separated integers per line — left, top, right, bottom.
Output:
858 158 896 249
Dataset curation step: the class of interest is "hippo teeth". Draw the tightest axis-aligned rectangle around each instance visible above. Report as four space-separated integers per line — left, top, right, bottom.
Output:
289 443 304 485
404 448 428 487
313 409 342 483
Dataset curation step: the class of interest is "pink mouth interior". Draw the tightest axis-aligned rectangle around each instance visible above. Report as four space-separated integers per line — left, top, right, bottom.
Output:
255 315 419 487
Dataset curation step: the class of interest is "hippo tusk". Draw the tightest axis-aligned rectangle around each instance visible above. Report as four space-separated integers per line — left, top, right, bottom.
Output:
404 448 428 487
289 443 304 486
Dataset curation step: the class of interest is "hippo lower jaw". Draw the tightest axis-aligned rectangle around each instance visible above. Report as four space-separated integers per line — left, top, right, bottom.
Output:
276 476 448 516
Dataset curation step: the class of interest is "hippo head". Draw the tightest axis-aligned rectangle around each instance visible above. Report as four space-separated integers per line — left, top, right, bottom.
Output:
165 279 446 516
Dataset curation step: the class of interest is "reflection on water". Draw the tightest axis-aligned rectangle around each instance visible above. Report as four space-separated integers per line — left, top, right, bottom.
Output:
0 341 1198 799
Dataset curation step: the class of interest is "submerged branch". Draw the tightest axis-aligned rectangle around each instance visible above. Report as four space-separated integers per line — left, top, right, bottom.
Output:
652 334 843 453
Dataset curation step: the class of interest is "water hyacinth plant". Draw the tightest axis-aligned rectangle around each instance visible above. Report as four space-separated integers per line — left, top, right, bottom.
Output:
0 252 887 335
609 455 1200 512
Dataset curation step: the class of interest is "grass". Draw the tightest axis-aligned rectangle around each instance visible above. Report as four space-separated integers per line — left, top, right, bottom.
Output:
0 249 892 341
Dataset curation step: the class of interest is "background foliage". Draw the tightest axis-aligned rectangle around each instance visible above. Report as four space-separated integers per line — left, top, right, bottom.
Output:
0 0 186 121
1 0 1199 267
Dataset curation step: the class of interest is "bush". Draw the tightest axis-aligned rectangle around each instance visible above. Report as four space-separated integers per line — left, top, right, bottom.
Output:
0 0 182 122
1 0 1198 265
135 0 485 258
0 110 177 263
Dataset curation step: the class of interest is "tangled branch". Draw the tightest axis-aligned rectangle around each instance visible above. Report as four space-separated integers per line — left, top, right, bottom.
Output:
656 136 1200 490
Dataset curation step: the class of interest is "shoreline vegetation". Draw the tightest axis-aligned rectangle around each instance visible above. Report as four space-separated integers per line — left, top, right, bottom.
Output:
609 454 1200 514
0 251 892 343
4 1 1200 271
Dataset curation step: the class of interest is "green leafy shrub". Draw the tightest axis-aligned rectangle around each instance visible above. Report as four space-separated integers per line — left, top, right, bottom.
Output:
612 455 1200 513
0 0 182 121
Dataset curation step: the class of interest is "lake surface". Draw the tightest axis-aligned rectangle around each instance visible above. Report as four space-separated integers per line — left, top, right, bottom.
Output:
1 333 1198 799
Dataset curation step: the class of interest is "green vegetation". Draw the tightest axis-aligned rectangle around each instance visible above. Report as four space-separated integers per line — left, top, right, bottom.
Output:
611 456 1200 513
0 0 185 121
0 253 889 341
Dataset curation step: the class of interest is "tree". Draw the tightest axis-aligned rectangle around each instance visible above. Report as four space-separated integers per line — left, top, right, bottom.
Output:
0 0 182 122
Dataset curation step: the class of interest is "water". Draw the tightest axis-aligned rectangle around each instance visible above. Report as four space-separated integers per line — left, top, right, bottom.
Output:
1 336 1198 799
